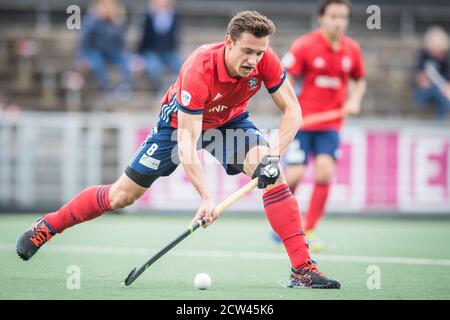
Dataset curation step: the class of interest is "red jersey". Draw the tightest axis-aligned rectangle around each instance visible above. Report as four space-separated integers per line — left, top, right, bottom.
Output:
282 30 365 130
159 42 286 130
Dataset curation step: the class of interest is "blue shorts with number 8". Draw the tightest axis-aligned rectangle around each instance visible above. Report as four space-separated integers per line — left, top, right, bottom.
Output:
125 112 269 188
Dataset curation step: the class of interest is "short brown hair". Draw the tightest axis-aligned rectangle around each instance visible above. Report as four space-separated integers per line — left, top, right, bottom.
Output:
318 0 352 16
227 11 276 42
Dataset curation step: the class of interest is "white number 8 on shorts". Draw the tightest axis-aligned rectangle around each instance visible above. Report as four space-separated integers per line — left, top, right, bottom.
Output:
146 143 159 157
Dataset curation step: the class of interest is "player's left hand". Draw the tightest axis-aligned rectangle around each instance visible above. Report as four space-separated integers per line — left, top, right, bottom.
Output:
343 99 361 116
252 155 281 189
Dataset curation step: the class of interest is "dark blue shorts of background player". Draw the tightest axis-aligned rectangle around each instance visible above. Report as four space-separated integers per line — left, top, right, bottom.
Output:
284 130 341 166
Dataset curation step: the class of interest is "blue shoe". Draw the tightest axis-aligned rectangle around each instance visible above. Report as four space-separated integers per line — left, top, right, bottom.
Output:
305 230 324 253
270 231 282 244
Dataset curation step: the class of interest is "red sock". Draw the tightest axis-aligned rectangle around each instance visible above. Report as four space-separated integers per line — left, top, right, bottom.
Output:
263 184 311 269
304 183 330 231
44 185 112 233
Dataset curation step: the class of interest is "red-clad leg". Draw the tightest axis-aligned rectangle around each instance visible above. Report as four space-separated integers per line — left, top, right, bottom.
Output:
303 183 330 232
44 185 112 233
263 184 311 269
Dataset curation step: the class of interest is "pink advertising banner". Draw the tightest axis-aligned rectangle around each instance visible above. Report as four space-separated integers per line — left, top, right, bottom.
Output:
132 127 450 214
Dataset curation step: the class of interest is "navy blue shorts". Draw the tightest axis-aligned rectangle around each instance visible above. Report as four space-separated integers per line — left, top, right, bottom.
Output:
125 112 269 188
284 130 340 165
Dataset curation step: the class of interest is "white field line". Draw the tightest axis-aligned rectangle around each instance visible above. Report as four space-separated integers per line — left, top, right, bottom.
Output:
2 243 450 266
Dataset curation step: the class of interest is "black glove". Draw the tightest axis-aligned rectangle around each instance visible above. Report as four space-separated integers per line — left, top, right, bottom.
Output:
252 155 281 189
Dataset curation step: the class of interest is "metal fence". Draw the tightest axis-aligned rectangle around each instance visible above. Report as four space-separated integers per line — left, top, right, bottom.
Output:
1 111 450 214
0 111 155 211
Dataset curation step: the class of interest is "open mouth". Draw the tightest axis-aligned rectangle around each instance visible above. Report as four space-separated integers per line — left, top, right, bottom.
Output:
241 66 254 73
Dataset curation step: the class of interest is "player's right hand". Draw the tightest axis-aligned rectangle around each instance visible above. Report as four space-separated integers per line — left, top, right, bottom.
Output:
190 198 218 228
252 155 281 189
441 83 450 99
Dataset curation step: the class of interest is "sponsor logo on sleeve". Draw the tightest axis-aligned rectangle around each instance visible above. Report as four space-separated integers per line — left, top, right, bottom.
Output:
281 52 296 69
181 90 192 106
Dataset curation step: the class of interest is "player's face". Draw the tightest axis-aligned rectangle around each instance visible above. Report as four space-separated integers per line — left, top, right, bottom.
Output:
318 4 350 39
225 32 269 78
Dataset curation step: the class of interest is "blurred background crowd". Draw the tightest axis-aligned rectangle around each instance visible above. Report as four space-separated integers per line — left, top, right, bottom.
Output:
0 0 449 120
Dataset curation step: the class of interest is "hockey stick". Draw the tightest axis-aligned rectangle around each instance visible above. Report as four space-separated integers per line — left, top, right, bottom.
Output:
122 177 258 286
301 109 345 127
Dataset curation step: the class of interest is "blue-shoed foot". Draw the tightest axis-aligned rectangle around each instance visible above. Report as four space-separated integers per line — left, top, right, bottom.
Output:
288 260 340 289
305 230 324 253
270 231 282 244
16 217 55 261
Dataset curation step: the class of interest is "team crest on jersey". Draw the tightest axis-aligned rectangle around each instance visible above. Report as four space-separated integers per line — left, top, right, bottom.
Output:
342 56 352 72
248 77 258 89
313 57 326 69
181 90 192 106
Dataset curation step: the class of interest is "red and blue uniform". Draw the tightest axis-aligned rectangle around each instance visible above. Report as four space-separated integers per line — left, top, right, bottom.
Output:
282 30 365 164
32 40 322 275
160 42 285 130
126 42 286 187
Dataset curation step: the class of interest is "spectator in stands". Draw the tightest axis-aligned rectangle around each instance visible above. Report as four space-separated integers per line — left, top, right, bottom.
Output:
77 0 132 98
137 0 182 93
413 26 450 119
